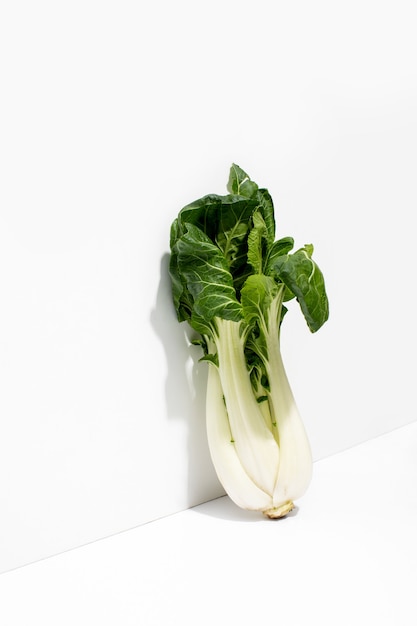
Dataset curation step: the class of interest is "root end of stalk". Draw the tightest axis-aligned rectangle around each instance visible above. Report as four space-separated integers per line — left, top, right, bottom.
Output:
263 500 295 519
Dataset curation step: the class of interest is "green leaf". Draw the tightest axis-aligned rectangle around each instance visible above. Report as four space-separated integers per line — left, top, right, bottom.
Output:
176 193 260 295
214 197 254 277
241 275 286 387
269 247 329 332
247 210 269 274
264 236 294 271
169 164 329 342
200 353 219 367
227 163 259 198
254 188 275 243
264 236 296 302
241 274 283 329
173 223 242 333
169 219 194 323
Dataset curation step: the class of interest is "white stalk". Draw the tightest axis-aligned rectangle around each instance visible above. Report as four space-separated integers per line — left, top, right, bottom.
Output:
205 363 273 511
214 318 280 495
264 297 313 517
205 311 312 518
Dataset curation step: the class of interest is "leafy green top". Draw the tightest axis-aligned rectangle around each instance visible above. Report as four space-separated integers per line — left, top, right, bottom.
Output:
169 164 329 340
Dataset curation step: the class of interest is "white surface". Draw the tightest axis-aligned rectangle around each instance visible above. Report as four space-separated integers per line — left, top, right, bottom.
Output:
1 0 417 572
0 421 416 626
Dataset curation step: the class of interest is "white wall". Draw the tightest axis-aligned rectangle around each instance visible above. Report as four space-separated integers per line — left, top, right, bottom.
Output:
1 0 416 573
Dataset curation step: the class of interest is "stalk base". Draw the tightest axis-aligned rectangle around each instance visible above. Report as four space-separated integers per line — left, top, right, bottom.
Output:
263 500 294 519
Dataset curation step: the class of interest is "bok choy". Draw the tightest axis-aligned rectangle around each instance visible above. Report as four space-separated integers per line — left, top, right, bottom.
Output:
169 164 329 518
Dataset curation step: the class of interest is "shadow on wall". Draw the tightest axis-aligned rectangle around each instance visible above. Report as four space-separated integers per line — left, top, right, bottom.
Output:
150 253 224 507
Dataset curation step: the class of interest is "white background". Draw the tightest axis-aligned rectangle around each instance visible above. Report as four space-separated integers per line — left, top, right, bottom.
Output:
1 0 416 573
